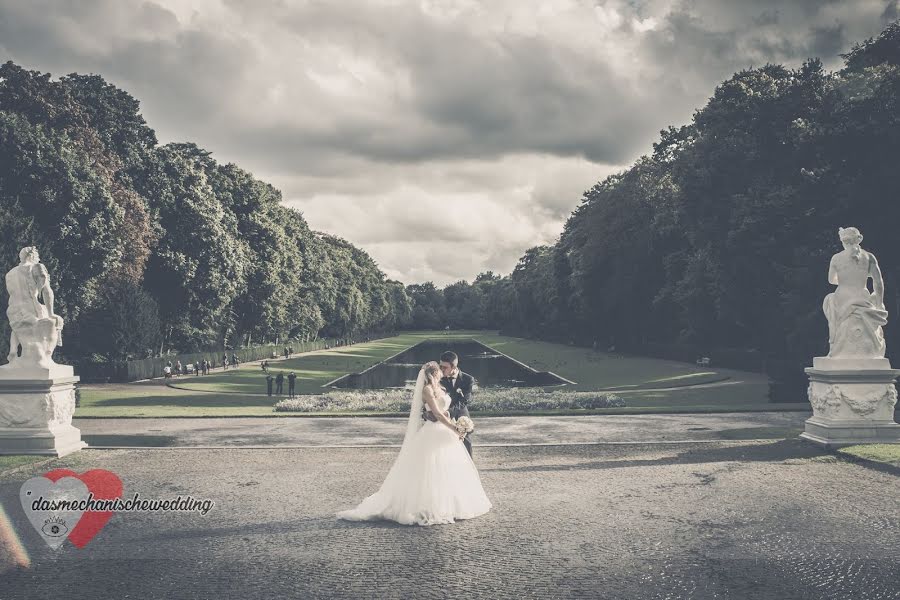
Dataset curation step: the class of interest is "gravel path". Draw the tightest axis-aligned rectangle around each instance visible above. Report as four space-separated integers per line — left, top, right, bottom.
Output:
1 440 897 599
72 411 811 448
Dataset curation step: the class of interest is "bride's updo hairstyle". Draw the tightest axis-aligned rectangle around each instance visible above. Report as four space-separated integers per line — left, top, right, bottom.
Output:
422 361 442 392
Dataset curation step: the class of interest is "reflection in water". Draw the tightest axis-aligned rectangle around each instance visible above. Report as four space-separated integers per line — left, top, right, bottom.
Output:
330 340 567 390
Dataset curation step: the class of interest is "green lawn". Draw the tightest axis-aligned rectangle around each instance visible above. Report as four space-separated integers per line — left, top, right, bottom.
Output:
165 336 415 395
75 330 796 417
468 332 721 390
837 444 900 468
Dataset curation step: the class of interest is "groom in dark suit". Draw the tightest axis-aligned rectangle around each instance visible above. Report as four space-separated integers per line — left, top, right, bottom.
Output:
438 350 475 458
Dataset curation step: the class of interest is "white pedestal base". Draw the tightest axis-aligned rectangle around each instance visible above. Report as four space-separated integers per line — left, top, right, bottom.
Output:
801 359 900 449
0 361 75 380
0 376 87 457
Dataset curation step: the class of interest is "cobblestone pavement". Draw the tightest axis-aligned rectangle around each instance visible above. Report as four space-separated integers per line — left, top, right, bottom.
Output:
72 411 810 447
1 440 898 599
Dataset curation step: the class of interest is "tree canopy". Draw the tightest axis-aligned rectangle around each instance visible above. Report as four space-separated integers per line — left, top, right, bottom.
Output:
0 61 412 364
406 20 900 382
4 18 900 380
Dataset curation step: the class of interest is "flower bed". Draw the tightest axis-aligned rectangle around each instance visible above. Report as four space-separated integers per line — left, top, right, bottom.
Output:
273 387 625 413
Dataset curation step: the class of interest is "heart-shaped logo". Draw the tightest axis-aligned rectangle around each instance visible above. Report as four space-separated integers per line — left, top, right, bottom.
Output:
19 476 88 549
19 469 123 549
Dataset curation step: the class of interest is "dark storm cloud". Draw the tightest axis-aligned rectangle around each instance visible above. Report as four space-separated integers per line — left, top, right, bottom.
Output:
1 0 893 169
180 0 657 167
0 0 895 284
642 0 882 78
0 0 257 143
882 0 900 24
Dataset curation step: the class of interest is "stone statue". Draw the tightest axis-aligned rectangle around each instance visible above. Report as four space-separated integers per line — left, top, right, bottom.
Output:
0 247 85 457
802 227 900 448
822 227 888 358
3 247 65 371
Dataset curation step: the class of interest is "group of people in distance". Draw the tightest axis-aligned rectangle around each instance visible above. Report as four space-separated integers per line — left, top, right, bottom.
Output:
164 359 213 378
266 371 297 398
160 345 306 395
162 352 242 378
157 338 309 400
221 353 240 369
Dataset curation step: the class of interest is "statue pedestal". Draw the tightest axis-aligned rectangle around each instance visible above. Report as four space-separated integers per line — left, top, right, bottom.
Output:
0 373 87 457
801 357 900 448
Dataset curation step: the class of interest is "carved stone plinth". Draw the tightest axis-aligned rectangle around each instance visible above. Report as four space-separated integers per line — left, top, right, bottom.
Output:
801 358 900 448
0 376 87 457
0 362 74 380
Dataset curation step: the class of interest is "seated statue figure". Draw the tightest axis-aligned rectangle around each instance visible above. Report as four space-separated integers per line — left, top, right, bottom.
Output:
3 246 64 370
823 227 888 358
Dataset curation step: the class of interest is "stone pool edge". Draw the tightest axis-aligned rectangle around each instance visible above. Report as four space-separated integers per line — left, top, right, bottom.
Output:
322 338 577 389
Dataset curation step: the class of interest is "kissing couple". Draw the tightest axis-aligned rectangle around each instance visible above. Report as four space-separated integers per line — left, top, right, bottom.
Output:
336 351 492 526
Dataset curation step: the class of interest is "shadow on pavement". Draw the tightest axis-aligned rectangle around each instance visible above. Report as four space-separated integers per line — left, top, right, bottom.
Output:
479 439 831 473
83 435 179 447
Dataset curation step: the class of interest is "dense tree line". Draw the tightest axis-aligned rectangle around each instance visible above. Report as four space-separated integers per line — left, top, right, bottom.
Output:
0 62 413 364
4 19 900 383
407 21 900 384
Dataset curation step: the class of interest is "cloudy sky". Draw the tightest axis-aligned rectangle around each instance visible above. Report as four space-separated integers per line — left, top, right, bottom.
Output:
1 0 897 285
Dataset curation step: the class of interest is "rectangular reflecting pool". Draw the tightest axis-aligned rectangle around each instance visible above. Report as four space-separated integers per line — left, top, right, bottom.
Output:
328 339 570 390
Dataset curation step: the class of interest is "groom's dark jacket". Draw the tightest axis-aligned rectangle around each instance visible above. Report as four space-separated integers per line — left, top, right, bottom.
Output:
442 370 474 417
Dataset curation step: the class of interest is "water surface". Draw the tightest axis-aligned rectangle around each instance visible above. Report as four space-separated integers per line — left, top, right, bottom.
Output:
329 339 568 390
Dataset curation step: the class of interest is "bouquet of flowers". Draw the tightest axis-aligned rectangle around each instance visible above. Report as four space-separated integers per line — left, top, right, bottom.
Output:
454 415 475 438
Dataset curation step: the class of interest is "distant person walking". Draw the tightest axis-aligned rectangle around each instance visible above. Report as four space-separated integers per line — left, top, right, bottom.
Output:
287 372 297 398
175 360 182 376
266 374 274 397
275 372 284 395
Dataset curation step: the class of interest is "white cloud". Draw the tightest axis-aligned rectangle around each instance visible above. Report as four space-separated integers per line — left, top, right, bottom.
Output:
277 154 619 285
0 0 894 285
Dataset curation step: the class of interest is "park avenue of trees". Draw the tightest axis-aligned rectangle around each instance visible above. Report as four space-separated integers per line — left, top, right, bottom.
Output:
3 20 900 392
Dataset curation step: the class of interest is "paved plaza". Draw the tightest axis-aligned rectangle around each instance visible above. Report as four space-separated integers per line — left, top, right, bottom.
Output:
71 411 810 448
1 437 898 599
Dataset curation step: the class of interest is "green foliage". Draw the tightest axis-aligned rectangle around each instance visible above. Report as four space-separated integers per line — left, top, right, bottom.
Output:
408 20 900 383
137 143 249 351
841 20 900 71
406 282 446 329
6 16 900 377
0 60 411 365
75 278 162 362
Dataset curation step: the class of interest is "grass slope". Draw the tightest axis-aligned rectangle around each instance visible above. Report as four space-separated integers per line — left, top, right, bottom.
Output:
75 331 792 417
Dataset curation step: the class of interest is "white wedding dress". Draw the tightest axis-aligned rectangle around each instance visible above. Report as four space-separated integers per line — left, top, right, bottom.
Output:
336 369 492 526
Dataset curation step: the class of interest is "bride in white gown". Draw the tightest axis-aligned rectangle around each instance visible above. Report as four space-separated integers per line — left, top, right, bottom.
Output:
336 360 492 526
